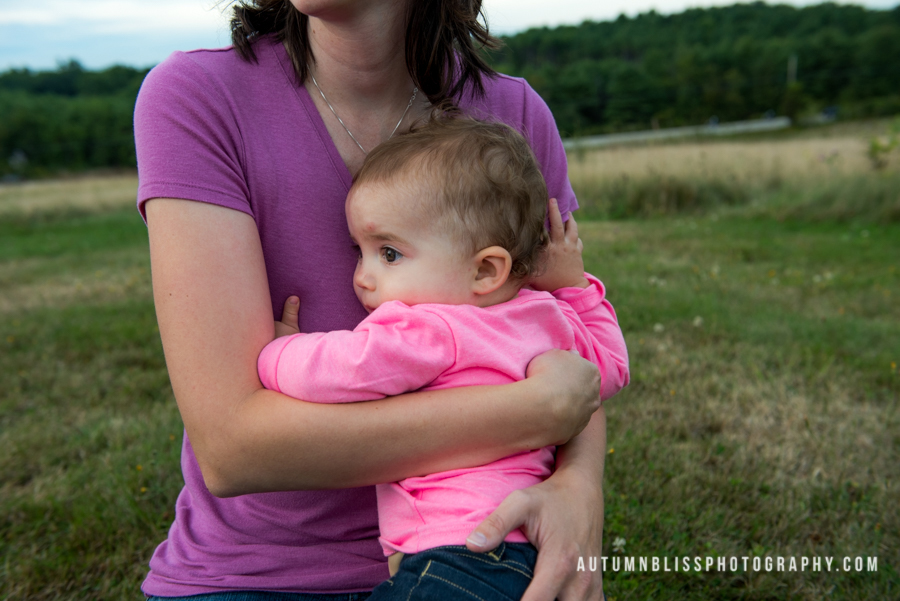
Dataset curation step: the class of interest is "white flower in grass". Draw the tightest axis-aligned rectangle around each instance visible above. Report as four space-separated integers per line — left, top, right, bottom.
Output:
653 323 665 333
612 537 626 554
693 316 704 328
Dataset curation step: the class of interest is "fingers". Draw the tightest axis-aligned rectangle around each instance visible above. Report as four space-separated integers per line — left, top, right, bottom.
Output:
466 490 529 553
521 548 570 601
281 295 300 329
547 198 564 243
564 212 579 243
522 541 600 601
557 570 601 601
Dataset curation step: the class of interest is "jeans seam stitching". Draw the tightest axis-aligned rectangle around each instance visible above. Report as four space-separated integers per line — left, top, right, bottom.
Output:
502 559 535 576
451 553 534 579
405 559 430 601
422 572 488 601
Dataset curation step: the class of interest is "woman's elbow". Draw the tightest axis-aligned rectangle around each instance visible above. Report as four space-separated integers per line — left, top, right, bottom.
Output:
186 420 263 497
193 441 252 498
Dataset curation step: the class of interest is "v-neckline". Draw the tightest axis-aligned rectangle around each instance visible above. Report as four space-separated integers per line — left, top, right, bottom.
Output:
269 37 355 192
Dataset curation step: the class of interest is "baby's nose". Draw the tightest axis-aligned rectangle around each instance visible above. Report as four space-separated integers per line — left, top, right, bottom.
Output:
354 265 374 290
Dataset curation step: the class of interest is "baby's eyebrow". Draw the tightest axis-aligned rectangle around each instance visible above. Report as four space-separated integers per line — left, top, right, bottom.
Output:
367 232 410 245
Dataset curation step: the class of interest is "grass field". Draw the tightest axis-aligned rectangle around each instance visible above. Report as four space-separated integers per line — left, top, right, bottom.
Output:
1 123 898 600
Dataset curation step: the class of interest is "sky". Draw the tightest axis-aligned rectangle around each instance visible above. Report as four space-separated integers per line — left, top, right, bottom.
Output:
0 0 897 71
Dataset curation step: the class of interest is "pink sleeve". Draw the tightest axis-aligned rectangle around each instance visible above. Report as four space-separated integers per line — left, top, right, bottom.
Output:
553 274 630 401
257 303 456 403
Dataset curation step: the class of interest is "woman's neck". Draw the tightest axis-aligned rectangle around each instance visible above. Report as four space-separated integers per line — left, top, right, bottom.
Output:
302 2 428 170
307 7 410 106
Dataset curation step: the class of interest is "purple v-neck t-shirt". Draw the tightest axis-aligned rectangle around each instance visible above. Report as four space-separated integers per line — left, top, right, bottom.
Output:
134 35 577 596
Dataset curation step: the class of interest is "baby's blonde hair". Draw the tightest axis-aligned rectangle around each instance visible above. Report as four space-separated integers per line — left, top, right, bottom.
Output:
354 113 549 282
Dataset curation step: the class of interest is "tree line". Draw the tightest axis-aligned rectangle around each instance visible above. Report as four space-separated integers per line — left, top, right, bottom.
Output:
490 1 900 135
2 2 899 177
1 61 149 178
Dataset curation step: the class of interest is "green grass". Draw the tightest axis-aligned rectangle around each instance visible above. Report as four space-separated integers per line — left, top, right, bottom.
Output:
1 197 897 599
0 208 183 599
588 218 899 600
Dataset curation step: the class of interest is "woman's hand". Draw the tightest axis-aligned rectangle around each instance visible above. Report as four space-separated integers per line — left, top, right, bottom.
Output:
467 409 608 601
524 349 601 445
468 469 604 600
466 349 607 601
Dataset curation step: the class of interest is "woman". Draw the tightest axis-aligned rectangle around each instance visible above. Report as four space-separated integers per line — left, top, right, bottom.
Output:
136 0 608 599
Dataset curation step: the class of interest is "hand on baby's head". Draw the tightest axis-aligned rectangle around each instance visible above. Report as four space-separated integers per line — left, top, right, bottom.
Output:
529 199 590 292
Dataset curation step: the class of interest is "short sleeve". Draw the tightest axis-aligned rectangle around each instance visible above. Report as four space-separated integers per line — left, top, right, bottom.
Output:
134 52 251 221
520 83 579 217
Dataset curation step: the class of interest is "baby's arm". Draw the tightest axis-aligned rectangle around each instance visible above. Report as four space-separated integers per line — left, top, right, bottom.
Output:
532 198 630 400
258 303 456 403
553 277 630 401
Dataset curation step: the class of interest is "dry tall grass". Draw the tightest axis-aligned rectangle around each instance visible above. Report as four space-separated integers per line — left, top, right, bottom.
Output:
567 125 900 222
568 136 878 186
0 173 138 217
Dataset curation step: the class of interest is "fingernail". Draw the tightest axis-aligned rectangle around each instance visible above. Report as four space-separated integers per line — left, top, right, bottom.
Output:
289 297 299 305
466 532 487 547
550 198 558 207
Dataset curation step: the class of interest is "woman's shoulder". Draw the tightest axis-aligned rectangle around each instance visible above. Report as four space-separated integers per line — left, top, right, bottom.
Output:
463 72 528 111
461 72 553 129
142 36 287 98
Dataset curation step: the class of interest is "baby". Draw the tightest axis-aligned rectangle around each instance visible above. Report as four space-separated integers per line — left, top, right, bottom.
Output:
258 115 629 600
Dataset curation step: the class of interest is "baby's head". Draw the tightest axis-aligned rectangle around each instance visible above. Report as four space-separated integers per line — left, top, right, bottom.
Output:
346 115 549 313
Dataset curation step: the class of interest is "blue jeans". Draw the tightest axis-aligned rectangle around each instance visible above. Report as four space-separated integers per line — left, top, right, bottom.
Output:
147 593 371 601
368 542 537 600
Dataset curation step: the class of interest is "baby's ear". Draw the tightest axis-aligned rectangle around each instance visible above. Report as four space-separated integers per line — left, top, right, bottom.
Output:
472 246 512 296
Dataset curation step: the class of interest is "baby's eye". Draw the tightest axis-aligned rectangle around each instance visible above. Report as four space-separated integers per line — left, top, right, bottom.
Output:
382 247 402 263
351 244 361 260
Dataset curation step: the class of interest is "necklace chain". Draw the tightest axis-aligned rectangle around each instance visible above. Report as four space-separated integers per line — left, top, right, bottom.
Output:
308 67 418 155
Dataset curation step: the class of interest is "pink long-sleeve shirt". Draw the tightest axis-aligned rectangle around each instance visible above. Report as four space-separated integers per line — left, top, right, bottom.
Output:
258 274 629 556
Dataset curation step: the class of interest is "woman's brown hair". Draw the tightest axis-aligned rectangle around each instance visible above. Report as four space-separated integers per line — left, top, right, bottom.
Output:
230 0 499 102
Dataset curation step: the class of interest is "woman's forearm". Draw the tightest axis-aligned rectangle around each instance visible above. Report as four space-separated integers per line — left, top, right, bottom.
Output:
207 379 553 496
554 405 607 484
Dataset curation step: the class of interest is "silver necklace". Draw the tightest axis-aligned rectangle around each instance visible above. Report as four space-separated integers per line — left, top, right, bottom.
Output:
308 67 418 155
